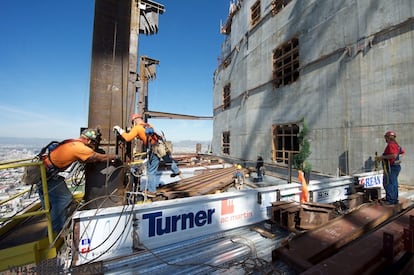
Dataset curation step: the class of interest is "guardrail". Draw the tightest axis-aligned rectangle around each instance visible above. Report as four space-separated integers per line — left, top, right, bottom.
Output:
0 158 54 245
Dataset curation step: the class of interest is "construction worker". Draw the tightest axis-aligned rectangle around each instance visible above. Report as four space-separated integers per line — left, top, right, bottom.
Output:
38 128 118 233
256 156 264 182
233 164 244 189
113 114 181 197
375 131 405 205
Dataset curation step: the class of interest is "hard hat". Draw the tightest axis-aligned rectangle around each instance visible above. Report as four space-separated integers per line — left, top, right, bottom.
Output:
384 131 396 137
81 128 99 141
237 164 242 169
130 113 142 122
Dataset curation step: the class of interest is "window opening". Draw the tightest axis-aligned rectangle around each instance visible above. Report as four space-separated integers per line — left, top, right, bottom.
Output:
223 84 231 110
222 131 230 155
272 123 299 164
273 37 299 88
223 56 232 69
250 1 261 27
272 0 293 16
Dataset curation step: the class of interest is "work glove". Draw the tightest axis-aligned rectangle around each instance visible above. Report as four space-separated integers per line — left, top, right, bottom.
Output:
145 127 154 135
113 125 125 135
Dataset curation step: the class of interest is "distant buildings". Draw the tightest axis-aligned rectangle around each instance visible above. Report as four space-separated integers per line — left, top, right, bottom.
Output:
212 0 413 184
0 143 39 221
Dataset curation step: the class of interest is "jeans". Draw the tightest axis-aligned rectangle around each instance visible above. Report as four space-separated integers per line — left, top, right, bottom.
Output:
256 168 263 181
383 164 401 204
37 175 73 232
144 151 180 192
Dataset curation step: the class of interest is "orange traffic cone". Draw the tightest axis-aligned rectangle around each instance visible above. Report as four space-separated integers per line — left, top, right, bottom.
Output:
298 170 309 203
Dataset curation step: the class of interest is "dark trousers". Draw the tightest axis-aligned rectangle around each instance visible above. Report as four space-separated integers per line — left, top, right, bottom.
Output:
37 175 73 232
383 164 401 204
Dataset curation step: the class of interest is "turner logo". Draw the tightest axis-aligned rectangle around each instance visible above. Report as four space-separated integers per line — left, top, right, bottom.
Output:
143 209 215 237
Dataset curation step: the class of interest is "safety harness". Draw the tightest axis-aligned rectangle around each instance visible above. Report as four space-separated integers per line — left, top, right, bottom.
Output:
382 145 402 185
22 139 79 190
37 139 78 175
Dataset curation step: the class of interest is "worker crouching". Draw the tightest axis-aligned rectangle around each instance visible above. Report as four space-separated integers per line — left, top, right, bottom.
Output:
36 129 118 232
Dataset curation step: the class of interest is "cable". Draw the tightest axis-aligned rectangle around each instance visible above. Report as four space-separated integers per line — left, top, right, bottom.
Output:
65 194 136 269
133 233 285 274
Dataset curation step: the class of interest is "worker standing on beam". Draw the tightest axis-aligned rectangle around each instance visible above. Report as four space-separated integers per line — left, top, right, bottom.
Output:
375 131 405 205
256 156 264 182
25 129 119 233
113 114 181 197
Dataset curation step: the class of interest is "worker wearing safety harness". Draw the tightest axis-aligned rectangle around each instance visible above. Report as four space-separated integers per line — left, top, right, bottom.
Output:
375 131 405 205
38 128 118 232
113 114 181 197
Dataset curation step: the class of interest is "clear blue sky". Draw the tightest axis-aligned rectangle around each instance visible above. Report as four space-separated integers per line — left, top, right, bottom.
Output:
0 1 230 142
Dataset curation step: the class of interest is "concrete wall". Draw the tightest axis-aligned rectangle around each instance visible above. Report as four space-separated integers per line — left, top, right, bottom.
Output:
212 0 414 185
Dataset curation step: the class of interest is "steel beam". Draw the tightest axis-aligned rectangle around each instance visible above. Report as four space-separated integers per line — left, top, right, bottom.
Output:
274 202 414 274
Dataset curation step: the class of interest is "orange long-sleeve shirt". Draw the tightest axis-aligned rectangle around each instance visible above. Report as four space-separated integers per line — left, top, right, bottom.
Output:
120 124 158 146
49 140 96 169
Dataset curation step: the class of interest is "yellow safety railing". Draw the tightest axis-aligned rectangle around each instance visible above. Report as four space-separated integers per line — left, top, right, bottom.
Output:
130 152 147 165
0 159 54 245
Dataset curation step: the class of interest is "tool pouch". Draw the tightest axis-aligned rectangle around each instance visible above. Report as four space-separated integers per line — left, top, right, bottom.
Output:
152 143 168 158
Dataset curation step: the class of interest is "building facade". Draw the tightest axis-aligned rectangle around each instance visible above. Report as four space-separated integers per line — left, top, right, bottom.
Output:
212 0 414 184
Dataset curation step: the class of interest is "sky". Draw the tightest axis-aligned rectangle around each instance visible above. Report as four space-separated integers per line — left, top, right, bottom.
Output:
0 1 231 142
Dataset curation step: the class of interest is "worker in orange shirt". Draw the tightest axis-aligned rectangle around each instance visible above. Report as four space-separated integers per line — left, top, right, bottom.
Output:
113 114 181 197
39 128 118 233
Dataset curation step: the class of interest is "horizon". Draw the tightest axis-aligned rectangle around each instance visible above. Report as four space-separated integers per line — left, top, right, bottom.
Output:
0 136 212 144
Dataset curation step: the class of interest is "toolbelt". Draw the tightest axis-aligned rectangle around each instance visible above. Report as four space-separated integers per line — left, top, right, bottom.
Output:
151 142 172 158
41 155 62 177
21 140 72 185
21 156 56 186
21 158 42 186
392 146 403 166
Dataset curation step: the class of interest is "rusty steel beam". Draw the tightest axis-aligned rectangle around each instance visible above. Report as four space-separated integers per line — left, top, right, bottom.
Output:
300 206 414 275
272 200 414 274
89 0 164 147
155 167 236 199
89 0 132 146
298 202 336 230
270 201 337 231
146 110 213 120
159 167 235 191
404 215 414 253
272 203 399 272
270 201 300 231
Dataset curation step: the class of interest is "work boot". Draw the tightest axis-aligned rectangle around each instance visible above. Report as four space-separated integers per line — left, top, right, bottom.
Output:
170 171 182 178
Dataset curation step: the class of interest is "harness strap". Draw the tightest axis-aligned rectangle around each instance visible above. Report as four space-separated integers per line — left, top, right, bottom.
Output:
45 139 79 171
